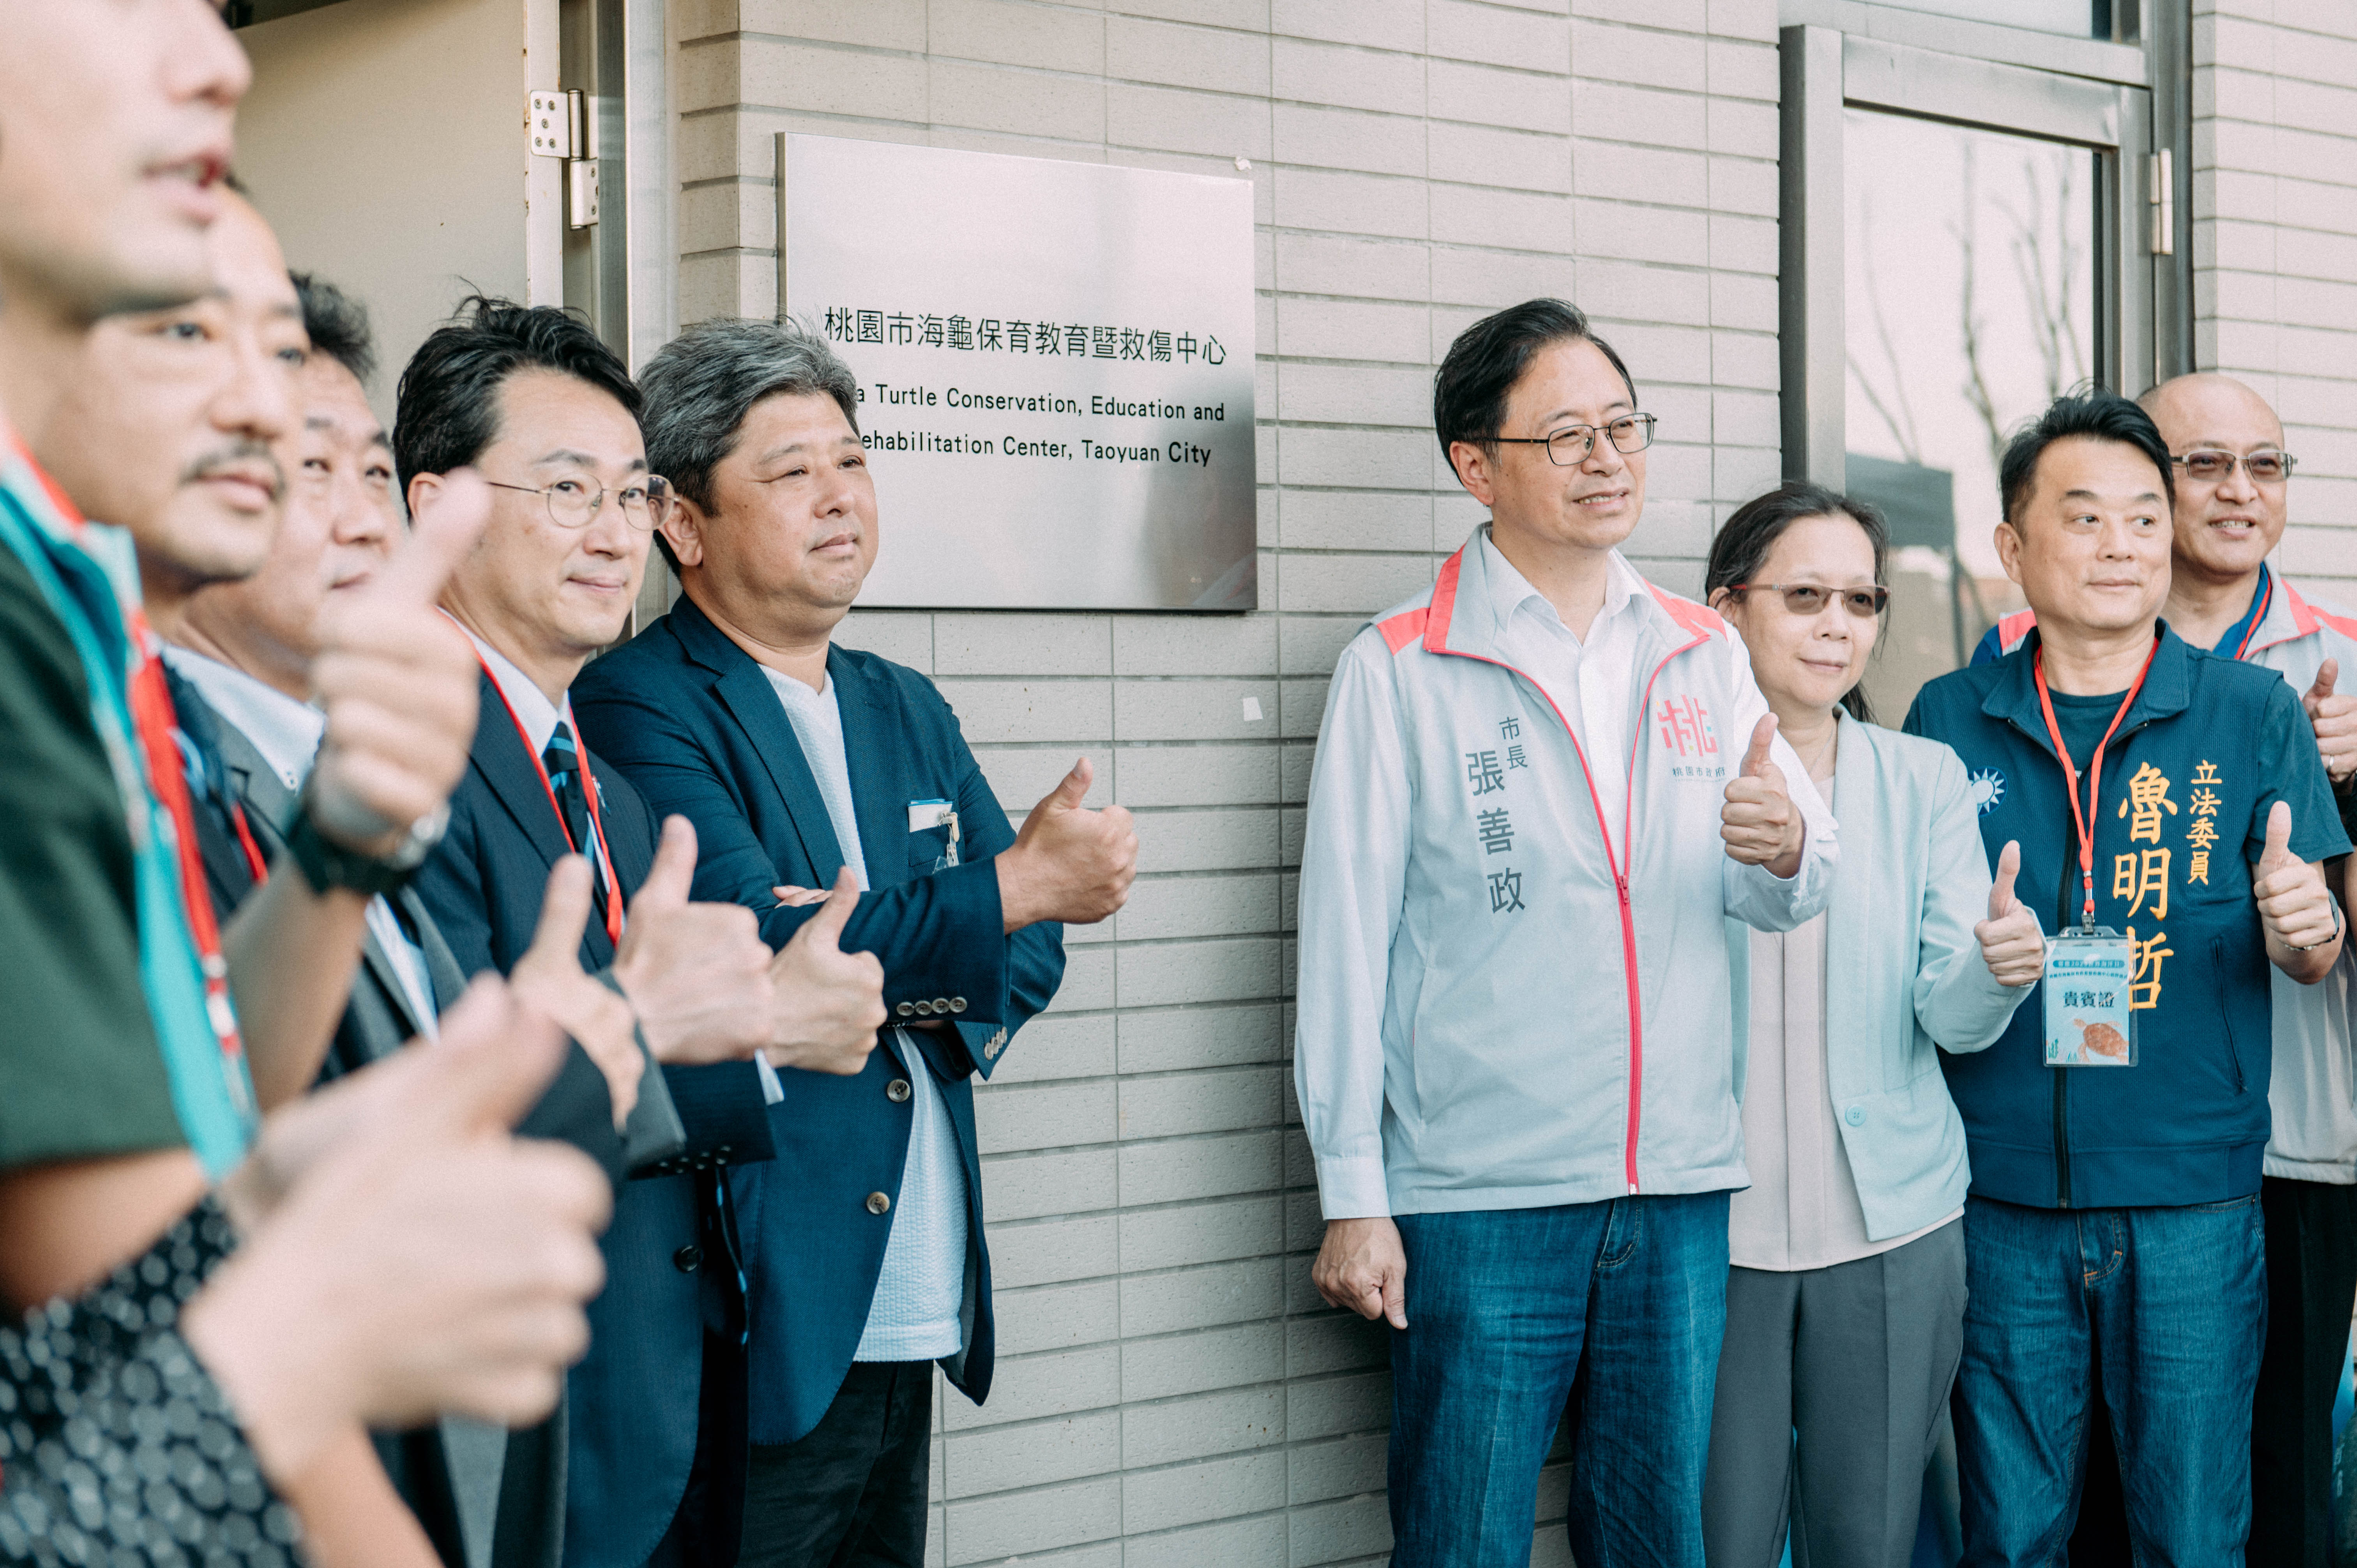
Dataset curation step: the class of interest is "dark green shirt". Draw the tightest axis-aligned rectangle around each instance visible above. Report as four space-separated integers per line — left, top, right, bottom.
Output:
0 535 182 1168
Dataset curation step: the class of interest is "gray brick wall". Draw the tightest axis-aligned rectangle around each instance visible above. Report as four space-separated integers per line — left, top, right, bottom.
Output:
2193 0 2357 600
674 3 1777 1560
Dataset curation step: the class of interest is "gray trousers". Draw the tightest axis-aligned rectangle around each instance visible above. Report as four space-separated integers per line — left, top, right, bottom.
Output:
1701 1219 1967 1568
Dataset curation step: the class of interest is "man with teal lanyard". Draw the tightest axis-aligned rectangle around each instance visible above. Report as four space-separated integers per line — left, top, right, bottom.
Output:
1910 390 2348 1564
0 4 622 1562
1968 375 2357 1565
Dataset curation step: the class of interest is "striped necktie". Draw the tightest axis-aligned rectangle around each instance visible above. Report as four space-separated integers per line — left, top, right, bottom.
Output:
542 720 606 914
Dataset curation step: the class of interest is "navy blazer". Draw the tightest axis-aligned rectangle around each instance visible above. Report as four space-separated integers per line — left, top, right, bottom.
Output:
414 673 776 1568
573 593 1067 1446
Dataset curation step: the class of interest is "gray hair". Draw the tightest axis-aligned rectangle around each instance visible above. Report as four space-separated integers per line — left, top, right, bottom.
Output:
638 316 861 523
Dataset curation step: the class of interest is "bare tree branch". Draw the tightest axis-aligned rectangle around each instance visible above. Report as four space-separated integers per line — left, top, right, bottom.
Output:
1848 189 1926 463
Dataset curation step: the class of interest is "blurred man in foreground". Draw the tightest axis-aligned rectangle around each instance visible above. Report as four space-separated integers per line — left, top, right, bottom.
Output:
0 4 610 1562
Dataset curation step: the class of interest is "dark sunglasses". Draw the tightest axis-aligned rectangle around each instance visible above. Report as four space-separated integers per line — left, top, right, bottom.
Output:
1731 583 1889 619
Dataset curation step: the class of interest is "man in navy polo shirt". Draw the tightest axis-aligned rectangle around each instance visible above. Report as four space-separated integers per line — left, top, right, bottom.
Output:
1906 391 2349 1565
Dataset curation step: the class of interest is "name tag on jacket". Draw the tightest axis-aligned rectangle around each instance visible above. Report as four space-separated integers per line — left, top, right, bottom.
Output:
909 799 959 869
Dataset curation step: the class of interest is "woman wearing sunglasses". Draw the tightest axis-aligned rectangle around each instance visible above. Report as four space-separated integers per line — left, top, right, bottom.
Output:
1697 482 2046 1568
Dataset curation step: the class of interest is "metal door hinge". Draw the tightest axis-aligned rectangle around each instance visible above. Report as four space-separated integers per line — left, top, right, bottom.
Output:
529 90 574 158
568 159 601 229
2148 148 2174 256
530 90 600 228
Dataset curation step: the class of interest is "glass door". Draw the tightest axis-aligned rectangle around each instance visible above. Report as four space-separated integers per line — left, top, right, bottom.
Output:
1845 110 2098 717
1778 26 2176 720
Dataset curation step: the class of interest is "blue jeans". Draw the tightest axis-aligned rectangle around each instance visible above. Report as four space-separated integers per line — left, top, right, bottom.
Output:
1952 1194 2265 1567
1388 1192 1730 1568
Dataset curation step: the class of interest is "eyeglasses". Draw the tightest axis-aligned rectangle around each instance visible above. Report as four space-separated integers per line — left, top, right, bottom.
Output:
2171 449 2295 484
486 474 675 531
1731 583 1889 619
1489 413 1657 466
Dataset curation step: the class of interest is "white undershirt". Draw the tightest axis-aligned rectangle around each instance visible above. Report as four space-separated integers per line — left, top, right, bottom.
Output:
761 664 969 1361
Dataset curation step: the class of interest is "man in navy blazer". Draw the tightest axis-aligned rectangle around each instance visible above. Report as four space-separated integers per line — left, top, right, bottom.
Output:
572 316 1137 1565
394 300 890 1568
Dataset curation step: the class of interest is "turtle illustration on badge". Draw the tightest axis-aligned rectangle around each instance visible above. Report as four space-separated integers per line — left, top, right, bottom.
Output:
2076 1019 2129 1059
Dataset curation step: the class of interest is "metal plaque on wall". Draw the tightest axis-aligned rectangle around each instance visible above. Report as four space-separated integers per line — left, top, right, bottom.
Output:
776 133 1256 611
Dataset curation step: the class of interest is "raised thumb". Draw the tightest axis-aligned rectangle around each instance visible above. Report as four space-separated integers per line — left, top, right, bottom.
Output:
800 866 860 948
2263 798 2295 868
1989 840 2021 920
373 468 489 610
415 976 568 1137
2314 659 2340 703
630 815 699 918
1050 756 1093 809
1742 713 1778 778
523 855 596 971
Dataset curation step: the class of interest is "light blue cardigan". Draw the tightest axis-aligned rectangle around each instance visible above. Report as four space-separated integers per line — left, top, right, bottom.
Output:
1729 712 2029 1242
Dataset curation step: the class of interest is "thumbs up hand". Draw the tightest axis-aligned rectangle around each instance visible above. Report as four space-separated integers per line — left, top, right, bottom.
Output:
1721 714 1805 877
766 868 887 1075
998 757 1140 931
304 468 488 857
188 977 611 1473
511 856 642 1125
2256 801 2340 971
611 816 777 1063
2303 659 2357 786
1974 840 2046 987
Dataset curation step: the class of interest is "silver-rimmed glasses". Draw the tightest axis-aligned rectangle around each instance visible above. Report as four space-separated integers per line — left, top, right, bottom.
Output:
486 473 677 531
1487 413 1657 466
2171 449 2296 484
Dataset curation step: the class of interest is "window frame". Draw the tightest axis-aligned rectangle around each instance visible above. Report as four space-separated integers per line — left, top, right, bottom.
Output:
1777 20 2192 491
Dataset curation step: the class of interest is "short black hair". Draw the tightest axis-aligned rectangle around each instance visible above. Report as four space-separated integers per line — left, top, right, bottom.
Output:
1706 480 1890 721
393 296 641 492
290 272 376 385
1998 390 2175 530
1432 298 1638 467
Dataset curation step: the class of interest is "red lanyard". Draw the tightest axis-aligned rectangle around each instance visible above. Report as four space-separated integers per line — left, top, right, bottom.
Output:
2032 635 2161 930
125 614 250 1098
477 655 625 947
9 434 250 1104
2230 572 2272 662
230 802 269 885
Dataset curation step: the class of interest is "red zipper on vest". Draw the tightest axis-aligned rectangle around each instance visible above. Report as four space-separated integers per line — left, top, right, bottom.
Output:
1426 632 1703 1195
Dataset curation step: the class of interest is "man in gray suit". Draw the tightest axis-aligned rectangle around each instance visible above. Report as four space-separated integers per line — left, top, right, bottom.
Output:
167 274 472 1076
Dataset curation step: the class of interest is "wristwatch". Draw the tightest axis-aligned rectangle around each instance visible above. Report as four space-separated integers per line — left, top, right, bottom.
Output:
284 794 449 896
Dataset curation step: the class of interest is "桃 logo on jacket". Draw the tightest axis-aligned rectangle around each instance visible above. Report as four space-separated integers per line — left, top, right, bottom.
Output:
1656 696 1726 779
1969 768 2006 815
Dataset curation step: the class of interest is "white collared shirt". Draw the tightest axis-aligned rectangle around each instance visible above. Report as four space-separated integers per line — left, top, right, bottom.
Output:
461 627 615 900
463 623 789 1105
463 628 571 756
1477 533 1653 860
161 645 441 1037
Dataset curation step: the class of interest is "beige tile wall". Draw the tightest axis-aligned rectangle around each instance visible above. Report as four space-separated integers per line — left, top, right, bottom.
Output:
673 2 1783 1561
2193 0 2357 599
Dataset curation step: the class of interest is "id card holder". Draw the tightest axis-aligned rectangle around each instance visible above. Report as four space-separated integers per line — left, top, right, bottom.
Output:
908 799 960 867
2043 928 2136 1067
